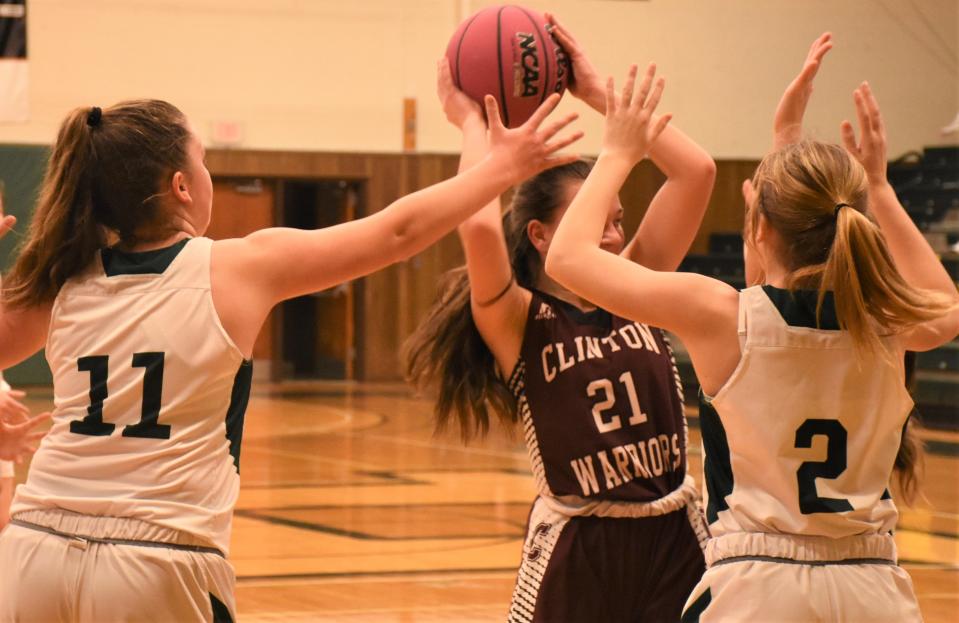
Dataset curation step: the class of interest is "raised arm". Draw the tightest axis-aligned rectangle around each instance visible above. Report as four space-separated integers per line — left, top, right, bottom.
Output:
438 60 542 372
544 65 740 393
548 13 715 271
773 32 833 149
213 89 581 358
841 83 959 349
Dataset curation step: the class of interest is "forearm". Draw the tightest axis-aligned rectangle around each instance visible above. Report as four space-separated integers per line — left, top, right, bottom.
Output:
452 117 514 301
869 181 957 297
457 117 503 236
385 154 514 262
547 152 633 278
625 125 715 269
647 123 715 180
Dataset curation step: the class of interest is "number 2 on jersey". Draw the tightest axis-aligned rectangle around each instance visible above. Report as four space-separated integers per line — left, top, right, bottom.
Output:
795 418 853 514
586 371 647 433
70 353 170 440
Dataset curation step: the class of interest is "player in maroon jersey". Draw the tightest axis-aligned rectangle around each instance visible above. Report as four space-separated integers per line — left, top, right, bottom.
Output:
406 16 714 622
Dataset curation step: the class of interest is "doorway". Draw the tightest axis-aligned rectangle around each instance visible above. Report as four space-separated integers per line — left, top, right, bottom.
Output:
279 180 363 380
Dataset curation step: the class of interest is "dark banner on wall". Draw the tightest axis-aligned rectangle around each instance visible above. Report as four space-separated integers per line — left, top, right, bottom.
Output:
0 0 26 120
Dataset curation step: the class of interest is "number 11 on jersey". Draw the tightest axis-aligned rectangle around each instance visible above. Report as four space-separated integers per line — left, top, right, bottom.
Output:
70 352 171 440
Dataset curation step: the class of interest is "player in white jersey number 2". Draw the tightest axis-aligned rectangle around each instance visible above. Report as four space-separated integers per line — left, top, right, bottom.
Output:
0 86 581 621
545 38 958 622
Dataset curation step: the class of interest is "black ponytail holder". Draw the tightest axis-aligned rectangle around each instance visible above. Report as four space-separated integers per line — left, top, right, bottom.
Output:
834 202 851 217
87 106 102 128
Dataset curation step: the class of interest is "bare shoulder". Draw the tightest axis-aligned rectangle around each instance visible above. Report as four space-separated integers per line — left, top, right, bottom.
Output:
675 276 743 396
628 270 740 343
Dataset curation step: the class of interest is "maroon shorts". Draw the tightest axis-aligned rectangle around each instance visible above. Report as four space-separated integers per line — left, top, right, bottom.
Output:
508 498 706 622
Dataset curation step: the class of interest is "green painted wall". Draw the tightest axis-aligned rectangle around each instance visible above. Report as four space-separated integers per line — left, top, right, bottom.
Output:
0 145 52 385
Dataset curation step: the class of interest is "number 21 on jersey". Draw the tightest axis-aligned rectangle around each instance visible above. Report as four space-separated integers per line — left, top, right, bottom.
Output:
586 371 647 433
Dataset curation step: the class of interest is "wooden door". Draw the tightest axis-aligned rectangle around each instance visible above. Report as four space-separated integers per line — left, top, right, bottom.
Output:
208 178 277 371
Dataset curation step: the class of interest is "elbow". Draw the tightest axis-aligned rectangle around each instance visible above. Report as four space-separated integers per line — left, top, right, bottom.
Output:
702 156 717 184
947 306 959 342
696 156 717 189
385 211 426 264
458 217 501 241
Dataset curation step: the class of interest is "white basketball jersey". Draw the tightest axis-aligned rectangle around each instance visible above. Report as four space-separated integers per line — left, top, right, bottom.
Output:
700 285 911 539
12 237 251 553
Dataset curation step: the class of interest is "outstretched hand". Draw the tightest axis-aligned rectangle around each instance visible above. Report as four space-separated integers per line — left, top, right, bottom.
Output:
600 63 671 165
0 411 49 463
485 92 583 184
436 58 484 130
545 12 605 113
840 82 887 184
773 32 833 149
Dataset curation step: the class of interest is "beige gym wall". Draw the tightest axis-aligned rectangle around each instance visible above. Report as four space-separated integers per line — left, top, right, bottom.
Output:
7 0 958 158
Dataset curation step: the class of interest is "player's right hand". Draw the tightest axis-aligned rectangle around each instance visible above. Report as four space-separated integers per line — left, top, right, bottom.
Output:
436 58 484 130
841 82 888 185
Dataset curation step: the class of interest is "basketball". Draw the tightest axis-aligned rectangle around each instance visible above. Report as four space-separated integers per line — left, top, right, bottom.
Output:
446 5 569 128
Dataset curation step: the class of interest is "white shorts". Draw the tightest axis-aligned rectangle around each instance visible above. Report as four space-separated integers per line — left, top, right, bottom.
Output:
0 509 236 622
681 532 922 622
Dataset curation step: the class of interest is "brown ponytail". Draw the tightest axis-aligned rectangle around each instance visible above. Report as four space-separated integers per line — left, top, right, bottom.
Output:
404 159 594 441
3 100 190 308
747 140 952 503
894 415 923 505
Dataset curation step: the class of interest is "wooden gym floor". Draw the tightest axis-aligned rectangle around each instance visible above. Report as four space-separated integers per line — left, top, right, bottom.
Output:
10 382 959 621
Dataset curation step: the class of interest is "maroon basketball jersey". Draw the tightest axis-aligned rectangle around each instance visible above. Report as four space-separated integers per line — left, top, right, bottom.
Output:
509 290 687 502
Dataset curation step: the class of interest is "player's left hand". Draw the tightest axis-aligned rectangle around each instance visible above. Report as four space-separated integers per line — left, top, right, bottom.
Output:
545 13 605 113
773 32 833 149
600 63 671 165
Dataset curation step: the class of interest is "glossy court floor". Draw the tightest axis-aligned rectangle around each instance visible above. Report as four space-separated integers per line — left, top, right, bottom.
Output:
10 382 959 622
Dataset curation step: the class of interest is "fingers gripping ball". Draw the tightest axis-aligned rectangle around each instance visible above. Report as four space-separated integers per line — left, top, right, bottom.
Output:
446 5 570 128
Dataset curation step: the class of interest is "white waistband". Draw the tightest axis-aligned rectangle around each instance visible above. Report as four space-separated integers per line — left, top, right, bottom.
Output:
542 474 700 518
706 531 897 566
11 509 212 550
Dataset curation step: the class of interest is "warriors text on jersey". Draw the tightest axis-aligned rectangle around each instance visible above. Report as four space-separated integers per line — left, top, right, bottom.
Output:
12 238 251 554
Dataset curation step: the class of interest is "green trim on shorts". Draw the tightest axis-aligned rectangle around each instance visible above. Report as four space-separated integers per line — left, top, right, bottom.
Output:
711 554 896 567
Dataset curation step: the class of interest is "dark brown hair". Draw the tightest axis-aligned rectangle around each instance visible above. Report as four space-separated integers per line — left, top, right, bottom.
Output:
404 159 593 441
3 100 191 307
